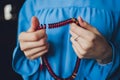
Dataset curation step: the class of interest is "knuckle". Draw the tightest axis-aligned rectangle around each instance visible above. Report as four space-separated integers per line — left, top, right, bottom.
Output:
39 30 46 36
81 51 87 56
20 47 24 51
40 29 45 34
24 51 29 57
18 32 25 41
79 56 84 59
32 33 39 41
20 45 25 51
20 43 26 51
89 34 96 42
83 46 90 51
39 39 46 45
83 43 93 51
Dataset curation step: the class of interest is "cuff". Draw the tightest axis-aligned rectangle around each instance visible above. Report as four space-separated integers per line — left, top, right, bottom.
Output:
97 41 114 66
12 46 41 76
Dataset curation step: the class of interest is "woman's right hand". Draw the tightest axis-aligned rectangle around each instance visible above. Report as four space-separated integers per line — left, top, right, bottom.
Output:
19 16 49 60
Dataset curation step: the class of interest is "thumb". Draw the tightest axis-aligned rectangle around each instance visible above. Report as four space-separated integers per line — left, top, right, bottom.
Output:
28 16 40 32
78 16 100 35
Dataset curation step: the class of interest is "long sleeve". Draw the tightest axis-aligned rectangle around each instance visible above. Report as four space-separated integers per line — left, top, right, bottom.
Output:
12 0 40 77
12 0 120 79
107 12 120 79
77 9 120 80
91 12 120 79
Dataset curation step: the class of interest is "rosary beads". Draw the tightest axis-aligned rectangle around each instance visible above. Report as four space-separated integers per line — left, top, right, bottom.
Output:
37 18 79 30
37 18 81 80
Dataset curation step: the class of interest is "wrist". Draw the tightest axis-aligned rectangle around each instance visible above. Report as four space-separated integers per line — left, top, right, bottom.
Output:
96 45 112 64
96 54 112 64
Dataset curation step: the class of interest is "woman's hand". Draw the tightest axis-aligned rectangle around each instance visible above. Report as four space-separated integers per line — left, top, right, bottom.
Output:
19 17 49 60
70 17 112 64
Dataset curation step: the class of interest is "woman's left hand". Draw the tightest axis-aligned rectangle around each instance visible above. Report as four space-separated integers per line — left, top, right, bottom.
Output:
70 17 112 64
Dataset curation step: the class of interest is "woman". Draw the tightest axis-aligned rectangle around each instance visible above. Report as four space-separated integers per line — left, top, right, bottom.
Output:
12 0 120 80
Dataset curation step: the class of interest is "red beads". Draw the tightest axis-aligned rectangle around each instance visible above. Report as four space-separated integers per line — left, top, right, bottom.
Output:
37 18 79 30
43 56 80 80
37 18 81 80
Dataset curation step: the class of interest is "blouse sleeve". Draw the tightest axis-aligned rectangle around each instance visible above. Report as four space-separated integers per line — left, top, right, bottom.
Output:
12 0 40 77
85 11 120 80
97 12 120 79
107 12 120 79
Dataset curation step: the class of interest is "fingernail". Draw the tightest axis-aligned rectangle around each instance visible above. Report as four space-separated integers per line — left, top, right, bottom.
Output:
78 16 84 22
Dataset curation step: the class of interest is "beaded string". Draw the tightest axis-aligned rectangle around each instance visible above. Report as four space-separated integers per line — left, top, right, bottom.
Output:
37 18 81 80
37 18 79 30
43 56 80 80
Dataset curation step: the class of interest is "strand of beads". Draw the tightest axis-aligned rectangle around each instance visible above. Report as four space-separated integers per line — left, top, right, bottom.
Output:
38 18 79 29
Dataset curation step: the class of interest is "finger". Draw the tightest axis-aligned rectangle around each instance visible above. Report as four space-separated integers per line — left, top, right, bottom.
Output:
78 17 101 35
70 31 94 58
70 23 95 40
69 30 78 40
70 37 87 56
70 31 92 51
72 44 83 59
28 16 40 32
19 29 46 42
72 45 93 59
70 27 95 42
72 44 93 59
20 36 47 51
24 43 49 57
28 49 48 60
76 36 92 51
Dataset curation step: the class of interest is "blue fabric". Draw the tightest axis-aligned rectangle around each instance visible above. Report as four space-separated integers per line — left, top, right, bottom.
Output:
12 0 120 80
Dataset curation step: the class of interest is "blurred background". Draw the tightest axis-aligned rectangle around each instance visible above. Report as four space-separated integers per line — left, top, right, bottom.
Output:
0 0 24 79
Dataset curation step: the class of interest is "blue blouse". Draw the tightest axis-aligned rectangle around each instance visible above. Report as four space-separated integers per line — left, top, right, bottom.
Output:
12 0 120 80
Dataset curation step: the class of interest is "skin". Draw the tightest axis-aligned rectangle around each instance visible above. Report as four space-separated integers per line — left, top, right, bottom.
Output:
70 17 112 64
19 16 112 64
19 17 49 60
